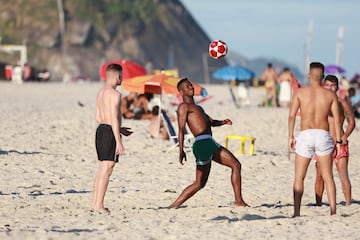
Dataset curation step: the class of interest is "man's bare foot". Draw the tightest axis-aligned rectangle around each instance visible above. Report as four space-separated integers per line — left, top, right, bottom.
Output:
168 204 179 209
91 208 111 215
234 201 249 207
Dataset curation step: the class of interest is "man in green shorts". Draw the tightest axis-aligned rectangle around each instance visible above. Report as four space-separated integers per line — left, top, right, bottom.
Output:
169 78 248 208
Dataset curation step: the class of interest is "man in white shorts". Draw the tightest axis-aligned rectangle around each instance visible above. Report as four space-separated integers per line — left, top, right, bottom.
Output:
296 129 334 159
288 62 342 217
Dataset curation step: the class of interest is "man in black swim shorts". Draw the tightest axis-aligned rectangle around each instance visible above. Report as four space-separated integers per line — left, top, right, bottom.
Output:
92 63 124 214
96 124 119 162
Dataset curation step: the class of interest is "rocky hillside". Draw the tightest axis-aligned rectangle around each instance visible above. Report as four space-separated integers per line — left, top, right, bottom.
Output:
0 0 228 83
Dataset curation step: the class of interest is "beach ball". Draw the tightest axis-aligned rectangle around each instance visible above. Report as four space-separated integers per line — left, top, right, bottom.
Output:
208 40 228 59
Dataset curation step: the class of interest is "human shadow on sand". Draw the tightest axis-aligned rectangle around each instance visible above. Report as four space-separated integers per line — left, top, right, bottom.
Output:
211 213 288 222
50 228 97 233
0 149 43 155
254 202 293 209
306 199 360 208
28 189 91 197
49 189 91 195
349 199 360 205
255 149 284 156
0 191 19 196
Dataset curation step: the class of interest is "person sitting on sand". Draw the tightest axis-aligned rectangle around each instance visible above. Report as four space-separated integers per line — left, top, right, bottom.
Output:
169 78 248 208
148 105 170 140
121 92 152 120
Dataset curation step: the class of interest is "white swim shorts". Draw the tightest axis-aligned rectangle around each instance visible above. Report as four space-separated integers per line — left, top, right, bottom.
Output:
295 129 334 158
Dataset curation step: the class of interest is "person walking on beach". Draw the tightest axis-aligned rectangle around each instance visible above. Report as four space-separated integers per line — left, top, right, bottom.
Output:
92 63 126 214
169 78 248 208
314 75 355 206
288 62 342 217
261 63 278 107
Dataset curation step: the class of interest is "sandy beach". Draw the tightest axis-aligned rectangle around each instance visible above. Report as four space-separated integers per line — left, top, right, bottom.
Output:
1 81 360 239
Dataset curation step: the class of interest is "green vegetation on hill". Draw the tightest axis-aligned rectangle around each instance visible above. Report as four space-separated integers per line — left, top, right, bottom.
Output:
0 0 158 45
0 0 228 82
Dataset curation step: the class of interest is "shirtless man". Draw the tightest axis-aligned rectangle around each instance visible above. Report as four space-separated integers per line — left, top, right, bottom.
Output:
261 63 278 107
288 62 342 217
169 78 248 208
315 75 355 206
92 63 132 214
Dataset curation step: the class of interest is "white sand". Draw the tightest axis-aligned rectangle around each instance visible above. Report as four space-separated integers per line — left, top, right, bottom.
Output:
0 81 360 239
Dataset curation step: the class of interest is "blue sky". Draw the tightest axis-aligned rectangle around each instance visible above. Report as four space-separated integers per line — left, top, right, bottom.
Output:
181 0 360 79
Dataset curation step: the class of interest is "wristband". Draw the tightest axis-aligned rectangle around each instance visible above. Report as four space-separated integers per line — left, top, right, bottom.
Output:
336 140 342 144
211 120 223 127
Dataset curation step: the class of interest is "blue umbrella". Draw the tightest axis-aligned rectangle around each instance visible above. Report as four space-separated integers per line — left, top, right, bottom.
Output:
325 64 346 74
213 65 255 81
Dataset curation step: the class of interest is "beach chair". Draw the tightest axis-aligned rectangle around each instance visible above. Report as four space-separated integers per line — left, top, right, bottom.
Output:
229 87 241 108
161 110 193 151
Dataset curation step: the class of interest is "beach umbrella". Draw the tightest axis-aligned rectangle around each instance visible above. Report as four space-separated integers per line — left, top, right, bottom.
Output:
325 64 346 74
99 60 146 80
121 74 207 96
213 65 255 81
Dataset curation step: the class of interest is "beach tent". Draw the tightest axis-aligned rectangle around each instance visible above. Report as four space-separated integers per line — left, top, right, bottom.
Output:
99 60 146 80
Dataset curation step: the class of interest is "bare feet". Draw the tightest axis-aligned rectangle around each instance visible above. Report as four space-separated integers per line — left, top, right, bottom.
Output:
91 208 111 215
168 203 179 209
234 201 249 207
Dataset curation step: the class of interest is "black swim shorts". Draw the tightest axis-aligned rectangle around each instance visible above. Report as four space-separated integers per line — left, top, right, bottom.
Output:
95 124 119 162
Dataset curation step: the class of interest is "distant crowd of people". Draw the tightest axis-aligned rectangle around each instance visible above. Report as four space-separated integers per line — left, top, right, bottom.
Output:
260 62 360 118
260 63 300 108
4 63 50 83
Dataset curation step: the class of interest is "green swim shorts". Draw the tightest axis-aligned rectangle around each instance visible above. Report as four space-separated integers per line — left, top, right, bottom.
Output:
192 135 221 165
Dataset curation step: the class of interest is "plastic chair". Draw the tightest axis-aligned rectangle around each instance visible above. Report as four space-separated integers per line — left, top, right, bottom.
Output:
224 135 256 156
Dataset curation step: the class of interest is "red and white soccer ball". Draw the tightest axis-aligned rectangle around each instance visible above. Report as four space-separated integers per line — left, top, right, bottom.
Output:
208 40 228 59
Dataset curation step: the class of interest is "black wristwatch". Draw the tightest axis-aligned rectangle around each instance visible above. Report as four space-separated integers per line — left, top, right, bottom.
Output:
336 140 343 144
